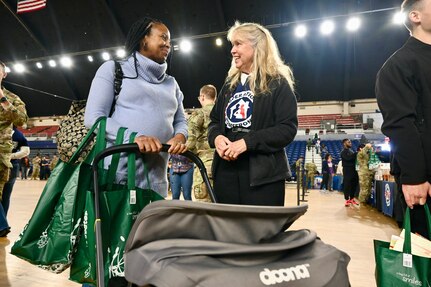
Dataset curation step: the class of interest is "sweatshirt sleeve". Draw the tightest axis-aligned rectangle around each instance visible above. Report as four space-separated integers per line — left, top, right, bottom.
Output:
376 57 426 184
172 81 188 139
243 79 298 153
208 85 227 148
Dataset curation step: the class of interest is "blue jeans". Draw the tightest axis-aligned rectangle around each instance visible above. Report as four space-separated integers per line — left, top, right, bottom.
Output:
169 166 194 200
0 161 19 230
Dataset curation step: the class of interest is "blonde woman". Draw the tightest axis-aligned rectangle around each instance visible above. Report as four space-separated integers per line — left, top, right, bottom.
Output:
208 21 297 206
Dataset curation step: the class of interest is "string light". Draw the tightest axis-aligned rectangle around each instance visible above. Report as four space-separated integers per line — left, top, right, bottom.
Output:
13 63 26 73
346 17 361 32
5 7 402 72
294 25 307 38
215 38 223 46
48 60 57 67
179 40 192 53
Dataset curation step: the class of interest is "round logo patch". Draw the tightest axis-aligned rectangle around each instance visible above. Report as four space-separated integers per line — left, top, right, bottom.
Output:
225 91 253 129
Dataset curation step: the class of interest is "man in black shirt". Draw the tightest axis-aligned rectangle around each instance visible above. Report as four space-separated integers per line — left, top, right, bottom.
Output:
376 0 431 238
340 139 359 206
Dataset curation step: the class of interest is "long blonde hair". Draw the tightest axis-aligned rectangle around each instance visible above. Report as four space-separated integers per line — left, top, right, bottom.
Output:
226 21 295 95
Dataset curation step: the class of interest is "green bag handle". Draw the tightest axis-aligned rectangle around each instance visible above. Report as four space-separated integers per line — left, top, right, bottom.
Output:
127 133 153 191
106 127 127 190
69 117 106 164
403 204 431 254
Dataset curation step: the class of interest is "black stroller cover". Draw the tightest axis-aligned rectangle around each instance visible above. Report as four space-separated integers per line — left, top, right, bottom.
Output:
124 200 350 287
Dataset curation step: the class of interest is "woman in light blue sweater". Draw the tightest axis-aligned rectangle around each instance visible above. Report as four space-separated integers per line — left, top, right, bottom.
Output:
84 17 188 197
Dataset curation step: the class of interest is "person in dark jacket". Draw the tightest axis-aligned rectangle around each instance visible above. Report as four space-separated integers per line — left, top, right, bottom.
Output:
208 21 298 206
376 0 431 238
321 154 335 191
341 139 359 206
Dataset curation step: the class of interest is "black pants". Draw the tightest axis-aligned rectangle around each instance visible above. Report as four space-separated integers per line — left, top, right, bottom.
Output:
343 168 358 200
213 154 285 206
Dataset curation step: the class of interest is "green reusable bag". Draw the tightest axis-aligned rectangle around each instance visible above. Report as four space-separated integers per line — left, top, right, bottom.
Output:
69 133 164 286
368 150 381 171
11 117 107 273
374 205 431 286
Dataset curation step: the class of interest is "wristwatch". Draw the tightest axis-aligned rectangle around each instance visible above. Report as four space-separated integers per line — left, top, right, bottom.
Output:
0 96 7 103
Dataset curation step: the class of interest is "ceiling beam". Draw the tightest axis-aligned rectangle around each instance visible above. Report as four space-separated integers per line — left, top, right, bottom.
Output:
0 0 48 54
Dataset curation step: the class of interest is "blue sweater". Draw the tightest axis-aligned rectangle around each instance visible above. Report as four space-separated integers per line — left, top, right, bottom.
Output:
85 53 188 196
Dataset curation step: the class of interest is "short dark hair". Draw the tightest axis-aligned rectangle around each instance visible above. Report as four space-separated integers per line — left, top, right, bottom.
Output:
125 17 164 56
200 84 217 100
342 138 350 145
401 0 423 31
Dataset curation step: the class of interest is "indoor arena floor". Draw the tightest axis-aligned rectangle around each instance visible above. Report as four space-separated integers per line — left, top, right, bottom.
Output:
0 180 400 287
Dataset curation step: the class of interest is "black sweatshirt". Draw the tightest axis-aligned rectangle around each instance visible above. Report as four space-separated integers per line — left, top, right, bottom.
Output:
376 37 431 184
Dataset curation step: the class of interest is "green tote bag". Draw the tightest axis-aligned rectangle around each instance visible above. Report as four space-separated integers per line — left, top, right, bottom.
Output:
11 118 107 273
69 133 163 286
374 205 431 286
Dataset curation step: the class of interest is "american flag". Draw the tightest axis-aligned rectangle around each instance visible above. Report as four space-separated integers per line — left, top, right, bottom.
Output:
17 0 46 14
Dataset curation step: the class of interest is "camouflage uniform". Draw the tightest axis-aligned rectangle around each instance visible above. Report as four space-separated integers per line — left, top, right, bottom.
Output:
186 104 214 202
0 88 28 196
357 147 375 203
50 154 59 171
295 158 304 188
31 155 41 180
305 162 317 189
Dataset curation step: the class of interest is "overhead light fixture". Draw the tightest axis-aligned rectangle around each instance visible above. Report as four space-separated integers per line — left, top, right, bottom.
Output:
179 40 192 53
294 25 307 38
87 55 94 62
36 62 43 69
116 49 126 58
102 52 110 61
48 60 57 67
215 38 223 46
320 20 335 35
14 63 26 73
346 17 361 31
393 11 405 25
60 56 73 68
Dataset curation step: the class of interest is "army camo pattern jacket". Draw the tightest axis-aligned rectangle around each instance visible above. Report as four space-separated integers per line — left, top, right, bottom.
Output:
187 104 215 160
0 87 28 167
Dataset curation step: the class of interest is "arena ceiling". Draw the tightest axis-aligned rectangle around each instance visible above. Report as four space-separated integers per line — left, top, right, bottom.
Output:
0 0 407 117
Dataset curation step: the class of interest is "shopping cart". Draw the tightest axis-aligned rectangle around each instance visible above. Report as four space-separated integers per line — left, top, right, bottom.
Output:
91 143 217 286
92 144 350 287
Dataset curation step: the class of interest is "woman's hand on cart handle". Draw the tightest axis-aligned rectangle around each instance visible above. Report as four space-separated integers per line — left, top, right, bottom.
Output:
134 136 163 153
166 134 187 154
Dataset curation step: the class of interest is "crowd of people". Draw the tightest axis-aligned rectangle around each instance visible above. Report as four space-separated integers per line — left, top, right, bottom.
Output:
0 0 429 269
297 138 377 198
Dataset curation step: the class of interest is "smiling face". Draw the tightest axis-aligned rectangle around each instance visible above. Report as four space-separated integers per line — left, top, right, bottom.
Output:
230 32 255 74
139 23 171 64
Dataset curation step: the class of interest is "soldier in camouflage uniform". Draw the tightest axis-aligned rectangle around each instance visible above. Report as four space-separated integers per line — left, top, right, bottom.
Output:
357 143 375 203
186 85 216 202
31 153 41 180
305 160 317 189
0 61 28 198
295 157 304 189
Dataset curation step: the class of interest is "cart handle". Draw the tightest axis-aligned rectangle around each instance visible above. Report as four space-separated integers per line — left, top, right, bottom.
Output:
92 143 217 203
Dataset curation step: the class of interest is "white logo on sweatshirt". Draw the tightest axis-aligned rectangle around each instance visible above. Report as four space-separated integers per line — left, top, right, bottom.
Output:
259 264 311 285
